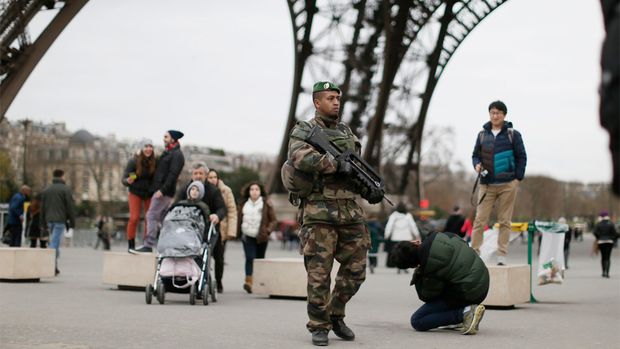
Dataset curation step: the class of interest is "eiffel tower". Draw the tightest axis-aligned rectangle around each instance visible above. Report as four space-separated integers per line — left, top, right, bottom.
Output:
269 0 509 198
0 0 510 199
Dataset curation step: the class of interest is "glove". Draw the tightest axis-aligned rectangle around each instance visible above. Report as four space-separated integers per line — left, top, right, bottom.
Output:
363 187 384 204
337 157 352 174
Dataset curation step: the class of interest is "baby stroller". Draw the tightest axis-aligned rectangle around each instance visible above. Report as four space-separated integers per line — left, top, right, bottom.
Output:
145 201 218 305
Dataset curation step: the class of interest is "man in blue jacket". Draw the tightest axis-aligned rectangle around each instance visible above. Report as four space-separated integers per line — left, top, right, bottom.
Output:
6 185 31 247
471 100 527 265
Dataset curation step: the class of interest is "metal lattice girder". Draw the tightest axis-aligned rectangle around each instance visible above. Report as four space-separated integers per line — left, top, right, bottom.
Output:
393 0 509 195
437 0 509 78
270 0 383 192
0 0 88 120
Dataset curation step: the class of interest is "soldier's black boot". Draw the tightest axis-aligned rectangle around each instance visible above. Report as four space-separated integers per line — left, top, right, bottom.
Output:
311 329 329 346
331 318 355 341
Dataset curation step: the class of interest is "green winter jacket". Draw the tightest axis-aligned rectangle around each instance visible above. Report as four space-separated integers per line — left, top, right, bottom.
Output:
413 232 489 307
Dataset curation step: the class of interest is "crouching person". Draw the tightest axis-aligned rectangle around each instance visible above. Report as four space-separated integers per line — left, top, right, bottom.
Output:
390 232 490 335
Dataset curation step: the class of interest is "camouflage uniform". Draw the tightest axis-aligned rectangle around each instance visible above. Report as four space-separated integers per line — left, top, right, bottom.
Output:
288 112 370 332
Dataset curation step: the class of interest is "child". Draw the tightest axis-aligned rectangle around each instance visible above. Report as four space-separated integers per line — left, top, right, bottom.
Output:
182 181 210 220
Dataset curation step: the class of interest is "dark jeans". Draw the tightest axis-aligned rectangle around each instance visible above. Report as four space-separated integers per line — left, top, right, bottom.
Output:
242 235 267 276
8 225 22 247
599 243 613 275
212 233 226 285
410 299 464 331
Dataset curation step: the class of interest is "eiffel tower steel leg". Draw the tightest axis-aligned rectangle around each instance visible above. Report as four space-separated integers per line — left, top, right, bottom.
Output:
0 0 89 120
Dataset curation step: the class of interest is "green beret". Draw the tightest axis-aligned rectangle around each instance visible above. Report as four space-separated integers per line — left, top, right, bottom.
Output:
312 81 341 94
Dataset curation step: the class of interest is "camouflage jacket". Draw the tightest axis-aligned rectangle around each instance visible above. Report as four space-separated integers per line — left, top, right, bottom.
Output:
287 112 366 226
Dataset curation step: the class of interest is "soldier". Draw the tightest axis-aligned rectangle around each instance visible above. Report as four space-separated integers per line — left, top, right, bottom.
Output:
285 81 380 346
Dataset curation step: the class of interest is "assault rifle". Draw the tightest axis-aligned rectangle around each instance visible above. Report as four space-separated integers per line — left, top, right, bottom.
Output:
305 126 393 206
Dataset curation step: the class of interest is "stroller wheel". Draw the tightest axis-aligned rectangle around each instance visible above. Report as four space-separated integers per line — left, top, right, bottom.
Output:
210 277 217 303
202 281 209 305
145 284 153 304
156 280 165 304
189 283 196 305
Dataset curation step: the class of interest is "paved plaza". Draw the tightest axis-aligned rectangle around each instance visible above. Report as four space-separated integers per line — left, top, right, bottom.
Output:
1 234 619 349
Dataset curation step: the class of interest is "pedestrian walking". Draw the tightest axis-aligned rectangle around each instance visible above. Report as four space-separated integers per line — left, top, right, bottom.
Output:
122 139 156 251
41 169 76 275
470 100 527 265
366 214 384 274
237 181 276 294
560 217 572 269
207 169 237 293
173 163 227 291
384 202 421 273
593 210 619 278
285 81 383 346
94 216 111 250
6 185 31 247
25 193 47 248
444 206 465 237
461 210 474 243
132 130 185 253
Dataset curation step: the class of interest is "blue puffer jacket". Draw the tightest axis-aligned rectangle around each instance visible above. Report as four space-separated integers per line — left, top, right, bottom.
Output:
471 121 527 184
7 192 26 226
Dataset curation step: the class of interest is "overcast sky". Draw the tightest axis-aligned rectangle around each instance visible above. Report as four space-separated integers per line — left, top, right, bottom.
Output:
6 0 612 184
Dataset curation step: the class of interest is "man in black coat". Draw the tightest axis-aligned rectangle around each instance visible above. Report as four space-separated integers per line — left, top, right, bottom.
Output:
175 163 228 292
132 130 185 253
444 206 465 237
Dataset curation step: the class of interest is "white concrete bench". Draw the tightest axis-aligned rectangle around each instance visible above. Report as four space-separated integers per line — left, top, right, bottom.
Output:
102 252 157 289
0 247 55 281
483 264 530 307
253 257 339 298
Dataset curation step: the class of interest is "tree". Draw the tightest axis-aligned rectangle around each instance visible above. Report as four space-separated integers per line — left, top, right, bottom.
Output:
220 166 261 201
0 150 17 202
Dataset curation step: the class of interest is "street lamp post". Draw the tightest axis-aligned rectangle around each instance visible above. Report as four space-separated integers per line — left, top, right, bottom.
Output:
20 119 31 185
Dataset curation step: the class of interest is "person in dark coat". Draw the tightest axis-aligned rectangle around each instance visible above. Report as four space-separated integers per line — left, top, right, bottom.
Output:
599 0 619 196
41 169 76 275
390 232 489 335
25 193 47 248
593 210 619 278
122 139 156 251
444 206 465 237
6 185 31 247
132 130 185 253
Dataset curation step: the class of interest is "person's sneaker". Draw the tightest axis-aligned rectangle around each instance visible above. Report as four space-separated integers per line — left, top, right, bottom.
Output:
311 329 329 346
439 323 464 331
217 280 223 293
497 255 506 266
331 318 355 340
55 268 60 276
129 246 152 254
462 304 485 335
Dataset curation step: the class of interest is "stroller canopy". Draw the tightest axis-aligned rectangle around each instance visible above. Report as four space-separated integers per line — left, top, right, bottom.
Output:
157 202 207 257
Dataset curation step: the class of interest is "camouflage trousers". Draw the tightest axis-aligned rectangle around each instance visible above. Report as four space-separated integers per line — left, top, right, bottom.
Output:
299 223 370 331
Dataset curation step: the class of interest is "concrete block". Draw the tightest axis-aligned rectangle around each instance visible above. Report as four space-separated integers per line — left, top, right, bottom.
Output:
253 257 338 298
0 247 55 280
483 264 530 307
102 251 157 288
